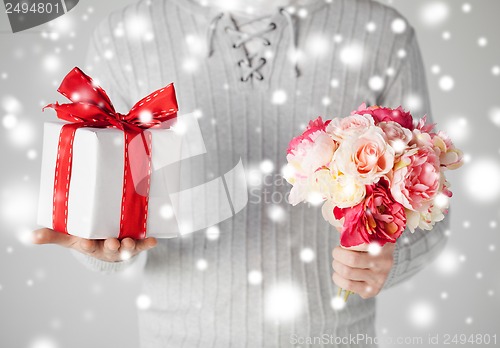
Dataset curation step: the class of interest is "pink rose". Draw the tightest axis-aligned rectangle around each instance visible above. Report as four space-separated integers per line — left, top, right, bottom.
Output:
334 126 395 184
354 104 414 130
326 113 374 141
378 121 413 155
391 146 441 211
333 179 406 247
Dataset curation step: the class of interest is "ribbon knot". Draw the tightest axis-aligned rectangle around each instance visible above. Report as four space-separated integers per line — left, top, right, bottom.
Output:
44 67 178 239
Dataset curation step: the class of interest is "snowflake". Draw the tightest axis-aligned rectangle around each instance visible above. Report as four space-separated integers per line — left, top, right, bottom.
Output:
409 301 435 328
27 149 37 160
2 114 18 130
478 37 488 47
120 250 132 261
333 34 343 44
260 159 274 174
434 248 460 275
125 15 151 40
29 337 59 348
404 94 423 111
321 96 331 106
182 57 199 73
366 22 377 33
340 44 364 68
136 294 152 310
206 226 220 240
196 259 208 271
306 35 329 57
248 270 263 285
103 49 114 60
159 205 174 221
298 8 308 18
271 90 287 105
431 65 441 74
265 283 302 321
397 49 407 59
444 117 468 143
391 18 407 34
330 78 339 88
267 205 286 223
300 248 315 262
420 2 449 26
367 242 382 256
439 75 454 91
43 55 60 72
463 158 500 202
368 75 384 91
330 296 346 311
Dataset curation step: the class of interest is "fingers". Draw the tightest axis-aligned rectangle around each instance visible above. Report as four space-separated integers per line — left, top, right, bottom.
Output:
331 259 372 282
332 246 371 269
32 228 76 248
33 228 156 263
79 239 98 254
135 237 158 252
332 272 372 298
120 238 136 252
102 238 121 259
331 244 397 299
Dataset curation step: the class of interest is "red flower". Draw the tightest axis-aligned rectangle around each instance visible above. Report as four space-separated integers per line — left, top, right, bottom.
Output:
334 179 406 247
353 104 414 130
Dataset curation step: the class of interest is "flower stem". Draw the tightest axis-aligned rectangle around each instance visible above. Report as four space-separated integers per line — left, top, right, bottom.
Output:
338 288 353 302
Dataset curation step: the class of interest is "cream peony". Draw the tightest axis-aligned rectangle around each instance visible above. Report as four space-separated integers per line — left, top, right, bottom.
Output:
313 166 366 208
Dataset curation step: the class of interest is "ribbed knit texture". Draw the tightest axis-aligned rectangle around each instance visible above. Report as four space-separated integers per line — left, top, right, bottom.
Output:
78 0 448 347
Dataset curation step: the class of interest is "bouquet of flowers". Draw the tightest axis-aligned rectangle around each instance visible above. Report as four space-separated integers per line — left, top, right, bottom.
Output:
284 104 463 300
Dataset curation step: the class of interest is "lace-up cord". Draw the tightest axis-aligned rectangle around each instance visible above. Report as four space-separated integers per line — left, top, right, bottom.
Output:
207 10 301 81
226 21 276 82
238 57 267 81
225 22 276 48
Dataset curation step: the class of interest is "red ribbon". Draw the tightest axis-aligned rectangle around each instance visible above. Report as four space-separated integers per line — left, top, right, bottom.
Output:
44 67 178 239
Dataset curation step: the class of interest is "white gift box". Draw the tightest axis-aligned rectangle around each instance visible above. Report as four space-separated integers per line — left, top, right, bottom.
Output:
37 113 208 239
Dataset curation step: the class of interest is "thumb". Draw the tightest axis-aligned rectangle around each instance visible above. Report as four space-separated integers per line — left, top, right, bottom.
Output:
32 228 75 247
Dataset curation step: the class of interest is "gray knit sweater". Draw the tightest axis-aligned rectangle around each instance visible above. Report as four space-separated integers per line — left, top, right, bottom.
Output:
73 0 448 347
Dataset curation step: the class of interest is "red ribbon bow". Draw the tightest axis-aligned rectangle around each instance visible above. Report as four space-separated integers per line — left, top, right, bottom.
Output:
44 67 178 239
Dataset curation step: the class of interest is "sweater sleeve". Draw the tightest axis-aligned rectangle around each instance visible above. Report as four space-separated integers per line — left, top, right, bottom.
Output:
70 19 140 274
71 249 142 274
378 26 449 289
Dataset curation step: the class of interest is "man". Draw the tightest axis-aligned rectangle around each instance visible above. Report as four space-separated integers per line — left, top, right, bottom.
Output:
34 0 448 346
